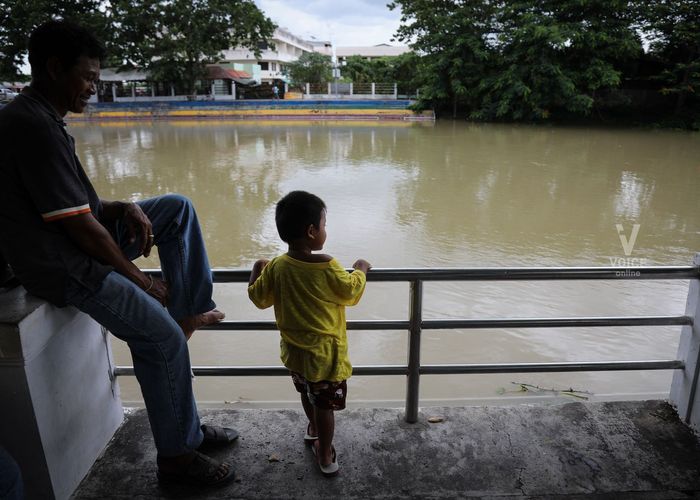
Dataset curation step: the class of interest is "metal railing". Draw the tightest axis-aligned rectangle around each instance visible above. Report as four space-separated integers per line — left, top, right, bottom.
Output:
115 264 700 423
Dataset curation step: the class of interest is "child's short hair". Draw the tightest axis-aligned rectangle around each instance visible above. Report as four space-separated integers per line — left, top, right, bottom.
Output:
275 191 326 243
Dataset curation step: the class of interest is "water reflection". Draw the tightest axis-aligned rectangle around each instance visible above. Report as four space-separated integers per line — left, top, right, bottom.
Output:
70 120 700 405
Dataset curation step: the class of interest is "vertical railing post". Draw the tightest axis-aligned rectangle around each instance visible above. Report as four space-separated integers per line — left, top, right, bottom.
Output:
671 253 700 429
404 279 423 423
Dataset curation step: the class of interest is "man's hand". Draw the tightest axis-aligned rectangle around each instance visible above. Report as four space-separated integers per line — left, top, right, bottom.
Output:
352 259 371 274
142 274 169 306
123 202 155 257
59 213 166 300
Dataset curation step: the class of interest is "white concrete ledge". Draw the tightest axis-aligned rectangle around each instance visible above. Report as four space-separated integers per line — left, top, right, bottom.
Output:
0 286 123 500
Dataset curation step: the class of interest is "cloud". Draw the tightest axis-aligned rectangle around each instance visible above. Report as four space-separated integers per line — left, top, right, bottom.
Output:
256 0 403 46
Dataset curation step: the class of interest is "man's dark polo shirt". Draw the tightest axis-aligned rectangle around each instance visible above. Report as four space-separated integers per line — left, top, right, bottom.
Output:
0 88 112 306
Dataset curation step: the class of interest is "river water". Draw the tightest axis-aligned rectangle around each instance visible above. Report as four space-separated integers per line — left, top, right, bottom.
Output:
71 119 700 407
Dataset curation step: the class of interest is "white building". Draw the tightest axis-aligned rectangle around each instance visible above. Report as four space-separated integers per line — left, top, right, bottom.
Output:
221 26 411 85
220 27 315 84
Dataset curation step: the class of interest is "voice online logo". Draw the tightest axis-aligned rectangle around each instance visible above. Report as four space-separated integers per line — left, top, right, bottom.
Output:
610 224 647 277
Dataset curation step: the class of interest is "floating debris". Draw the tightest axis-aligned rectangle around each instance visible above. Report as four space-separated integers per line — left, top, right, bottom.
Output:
427 416 444 423
268 453 281 462
497 382 593 400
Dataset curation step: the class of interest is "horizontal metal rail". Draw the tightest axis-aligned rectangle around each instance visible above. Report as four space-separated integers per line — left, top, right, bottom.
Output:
114 360 684 378
144 265 700 283
117 265 700 422
202 315 692 331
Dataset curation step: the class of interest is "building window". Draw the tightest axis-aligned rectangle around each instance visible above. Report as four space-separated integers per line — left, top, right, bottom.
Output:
259 61 269 71
257 41 268 51
271 62 276 71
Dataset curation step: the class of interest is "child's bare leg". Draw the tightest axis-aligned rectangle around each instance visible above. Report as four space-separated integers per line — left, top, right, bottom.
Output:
300 390 316 436
313 407 335 465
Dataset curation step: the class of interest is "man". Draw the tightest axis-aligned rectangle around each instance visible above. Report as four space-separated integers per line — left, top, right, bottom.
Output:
0 20 237 488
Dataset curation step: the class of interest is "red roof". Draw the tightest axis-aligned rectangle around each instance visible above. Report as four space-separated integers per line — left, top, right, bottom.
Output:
206 66 252 80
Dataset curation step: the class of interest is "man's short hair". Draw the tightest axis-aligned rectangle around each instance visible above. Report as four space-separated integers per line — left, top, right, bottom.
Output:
275 191 326 243
28 20 105 76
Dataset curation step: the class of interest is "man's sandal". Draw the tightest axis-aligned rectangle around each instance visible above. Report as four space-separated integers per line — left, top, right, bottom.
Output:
198 424 239 450
157 451 236 487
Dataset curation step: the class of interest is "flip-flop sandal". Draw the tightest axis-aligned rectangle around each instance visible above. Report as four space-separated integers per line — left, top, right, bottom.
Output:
198 424 239 450
304 423 318 444
312 442 339 477
157 451 236 487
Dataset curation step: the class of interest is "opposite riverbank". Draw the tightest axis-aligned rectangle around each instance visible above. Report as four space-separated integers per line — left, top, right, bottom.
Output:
67 99 434 122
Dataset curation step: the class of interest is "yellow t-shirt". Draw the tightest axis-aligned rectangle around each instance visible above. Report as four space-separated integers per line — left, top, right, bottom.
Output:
248 254 366 382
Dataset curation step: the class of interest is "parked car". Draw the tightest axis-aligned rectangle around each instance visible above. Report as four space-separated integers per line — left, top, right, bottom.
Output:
0 87 18 102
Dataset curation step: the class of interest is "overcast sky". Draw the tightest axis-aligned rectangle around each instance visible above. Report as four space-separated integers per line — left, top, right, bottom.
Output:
255 0 405 47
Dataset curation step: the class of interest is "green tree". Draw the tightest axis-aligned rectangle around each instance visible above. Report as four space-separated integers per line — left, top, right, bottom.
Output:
477 0 641 120
390 0 498 118
387 52 422 95
109 0 275 95
341 55 376 83
391 0 642 121
641 0 700 118
285 51 332 89
0 0 111 80
341 55 403 83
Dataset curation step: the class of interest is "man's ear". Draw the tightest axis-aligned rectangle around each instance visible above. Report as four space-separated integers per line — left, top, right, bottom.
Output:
45 56 63 81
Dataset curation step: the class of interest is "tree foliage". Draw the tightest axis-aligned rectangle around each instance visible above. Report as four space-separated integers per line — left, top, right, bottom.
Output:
0 0 111 80
477 0 642 120
641 0 700 117
390 0 498 117
390 0 698 125
285 51 332 88
0 0 275 93
109 0 275 94
340 52 421 92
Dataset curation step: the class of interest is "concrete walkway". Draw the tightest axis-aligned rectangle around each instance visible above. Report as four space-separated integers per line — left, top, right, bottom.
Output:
73 400 700 499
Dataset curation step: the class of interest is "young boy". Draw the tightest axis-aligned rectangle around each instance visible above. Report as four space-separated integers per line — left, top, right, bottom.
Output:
248 191 370 477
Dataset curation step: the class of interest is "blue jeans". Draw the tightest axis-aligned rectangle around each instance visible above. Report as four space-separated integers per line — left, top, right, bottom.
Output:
65 194 215 456
0 447 23 500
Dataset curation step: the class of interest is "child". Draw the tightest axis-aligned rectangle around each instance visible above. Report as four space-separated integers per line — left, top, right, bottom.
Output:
248 191 370 477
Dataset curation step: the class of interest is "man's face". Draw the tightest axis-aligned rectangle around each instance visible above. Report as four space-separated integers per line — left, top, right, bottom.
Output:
59 55 100 114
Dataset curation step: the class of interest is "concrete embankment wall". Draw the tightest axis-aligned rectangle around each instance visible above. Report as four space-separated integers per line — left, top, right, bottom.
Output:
70 99 434 122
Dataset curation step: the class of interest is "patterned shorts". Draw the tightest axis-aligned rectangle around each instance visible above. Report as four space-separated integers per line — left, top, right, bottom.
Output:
290 371 347 411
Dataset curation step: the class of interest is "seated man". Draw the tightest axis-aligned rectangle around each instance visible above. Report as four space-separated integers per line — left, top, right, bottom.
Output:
0 20 237 488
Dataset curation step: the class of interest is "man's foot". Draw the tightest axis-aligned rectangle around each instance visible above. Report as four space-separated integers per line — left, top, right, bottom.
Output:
198 424 239 450
178 309 225 340
157 451 235 487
